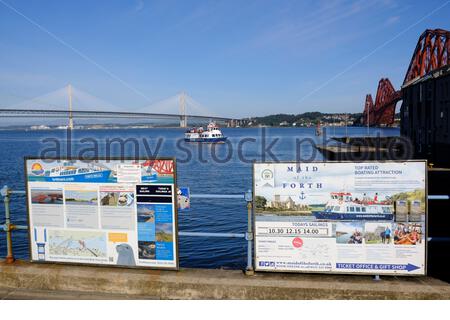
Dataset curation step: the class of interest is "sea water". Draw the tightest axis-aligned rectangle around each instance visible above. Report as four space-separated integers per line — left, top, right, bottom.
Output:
0 126 399 269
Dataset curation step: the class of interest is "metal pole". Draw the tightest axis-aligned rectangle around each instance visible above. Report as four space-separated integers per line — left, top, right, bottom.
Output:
179 231 245 238
428 195 450 200
2 186 15 263
245 190 254 275
190 194 244 199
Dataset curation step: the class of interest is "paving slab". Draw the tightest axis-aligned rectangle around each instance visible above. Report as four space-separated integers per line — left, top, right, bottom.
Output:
0 287 156 300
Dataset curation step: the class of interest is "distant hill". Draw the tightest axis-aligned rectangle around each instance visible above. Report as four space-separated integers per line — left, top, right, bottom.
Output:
242 112 364 127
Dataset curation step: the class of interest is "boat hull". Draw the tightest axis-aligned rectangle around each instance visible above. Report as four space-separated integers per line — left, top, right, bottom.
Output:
184 137 227 143
141 174 158 182
43 170 112 183
313 211 393 220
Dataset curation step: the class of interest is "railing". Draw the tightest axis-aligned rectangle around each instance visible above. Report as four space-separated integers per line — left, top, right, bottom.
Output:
2 187 450 273
0 186 255 275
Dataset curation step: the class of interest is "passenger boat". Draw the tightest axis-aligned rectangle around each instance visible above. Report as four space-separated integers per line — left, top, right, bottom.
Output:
184 122 227 143
141 168 158 182
313 192 394 220
43 161 112 182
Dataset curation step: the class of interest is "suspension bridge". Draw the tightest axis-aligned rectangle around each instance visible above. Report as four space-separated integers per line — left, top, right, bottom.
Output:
0 86 242 129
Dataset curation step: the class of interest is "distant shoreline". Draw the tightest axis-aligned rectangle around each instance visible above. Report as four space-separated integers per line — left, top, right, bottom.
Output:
0 124 395 132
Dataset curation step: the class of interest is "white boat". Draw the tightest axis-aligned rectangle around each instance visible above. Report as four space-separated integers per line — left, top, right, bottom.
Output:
43 161 112 182
313 192 394 220
184 122 227 143
141 165 158 182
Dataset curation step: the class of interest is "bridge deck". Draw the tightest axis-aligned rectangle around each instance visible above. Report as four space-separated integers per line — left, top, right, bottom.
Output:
0 108 235 121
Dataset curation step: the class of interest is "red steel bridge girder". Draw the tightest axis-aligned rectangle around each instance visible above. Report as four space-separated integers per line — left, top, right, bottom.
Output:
404 29 450 85
362 29 450 127
362 78 401 126
141 160 174 175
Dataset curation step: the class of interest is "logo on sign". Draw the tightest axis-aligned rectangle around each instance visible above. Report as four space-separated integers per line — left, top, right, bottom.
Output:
31 163 44 176
261 169 273 180
292 237 303 248
259 261 275 267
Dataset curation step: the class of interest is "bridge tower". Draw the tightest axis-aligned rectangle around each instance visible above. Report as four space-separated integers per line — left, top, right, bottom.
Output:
68 84 74 130
361 78 400 127
179 92 187 128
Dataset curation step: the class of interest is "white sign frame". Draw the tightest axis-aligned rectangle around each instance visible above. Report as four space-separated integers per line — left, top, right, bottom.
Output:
25 157 179 270
253 160 428 276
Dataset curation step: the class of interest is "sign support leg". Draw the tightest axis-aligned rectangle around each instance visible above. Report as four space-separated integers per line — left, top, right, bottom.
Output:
245 190 254 276
2 186 15 263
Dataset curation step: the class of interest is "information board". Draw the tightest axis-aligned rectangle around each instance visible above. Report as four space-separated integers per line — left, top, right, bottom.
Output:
254 161 427 275
25 157 178 270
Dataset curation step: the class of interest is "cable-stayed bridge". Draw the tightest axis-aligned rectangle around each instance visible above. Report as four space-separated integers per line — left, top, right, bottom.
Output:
0 85 241 128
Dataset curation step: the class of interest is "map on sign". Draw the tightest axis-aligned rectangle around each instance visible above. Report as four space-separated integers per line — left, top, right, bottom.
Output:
48 230 107 258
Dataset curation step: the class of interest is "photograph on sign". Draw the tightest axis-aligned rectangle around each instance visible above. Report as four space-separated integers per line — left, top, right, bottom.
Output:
25 158 178 270
177 187 190 211
253 161 427 275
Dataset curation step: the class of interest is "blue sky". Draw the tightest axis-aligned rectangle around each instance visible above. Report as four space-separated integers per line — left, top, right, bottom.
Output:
1 0 449 117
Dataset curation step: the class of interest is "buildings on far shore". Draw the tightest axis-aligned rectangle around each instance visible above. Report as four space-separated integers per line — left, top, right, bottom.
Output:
266 195 309 211
243 112 361 128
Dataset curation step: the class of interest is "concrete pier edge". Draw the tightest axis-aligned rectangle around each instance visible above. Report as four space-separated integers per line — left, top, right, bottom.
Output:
1 260 449 299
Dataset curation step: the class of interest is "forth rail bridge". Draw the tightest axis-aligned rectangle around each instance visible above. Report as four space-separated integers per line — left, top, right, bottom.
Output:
355 28 450 165
360 29 450 128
